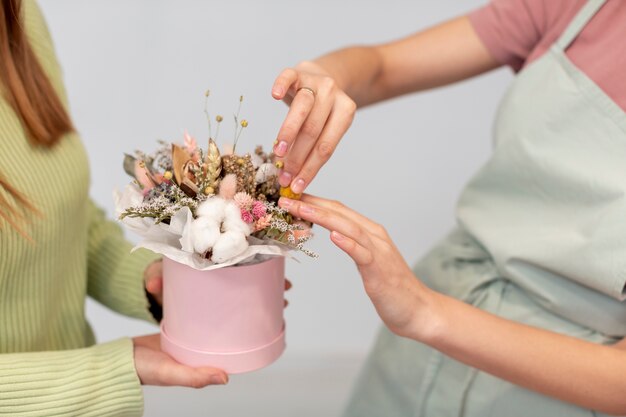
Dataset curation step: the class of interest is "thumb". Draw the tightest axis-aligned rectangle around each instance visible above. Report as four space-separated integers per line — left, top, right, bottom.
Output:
144 260 163 305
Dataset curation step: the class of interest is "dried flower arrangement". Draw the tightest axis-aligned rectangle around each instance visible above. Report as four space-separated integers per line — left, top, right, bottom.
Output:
115 92 316 268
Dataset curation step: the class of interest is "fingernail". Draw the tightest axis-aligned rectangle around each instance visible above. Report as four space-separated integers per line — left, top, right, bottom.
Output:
211 374 227 385
272 87 283 97
332 231 345 241
279 171 292 186
274 141 288 156
279 197 293 209
291 178 305 194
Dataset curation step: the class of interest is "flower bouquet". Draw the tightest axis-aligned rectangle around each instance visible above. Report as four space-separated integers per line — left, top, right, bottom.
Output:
115 94 314 373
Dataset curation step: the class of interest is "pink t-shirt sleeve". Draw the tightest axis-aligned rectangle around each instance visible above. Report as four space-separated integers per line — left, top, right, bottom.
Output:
469 0 553 71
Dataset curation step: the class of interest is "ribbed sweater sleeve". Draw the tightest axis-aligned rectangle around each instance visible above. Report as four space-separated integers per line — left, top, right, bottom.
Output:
0 338 143 416
87 199 161 322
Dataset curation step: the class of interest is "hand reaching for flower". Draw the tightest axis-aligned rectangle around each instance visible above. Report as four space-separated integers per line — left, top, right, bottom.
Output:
271 62 357 195
278 194 438 339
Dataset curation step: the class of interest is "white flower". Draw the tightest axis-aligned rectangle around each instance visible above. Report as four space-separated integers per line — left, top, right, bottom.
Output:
190 197 251 262
211 230 249 263
223 201 252 236
190 216 221 254
250 152 264 168
196 196 226 218
255 163 278 184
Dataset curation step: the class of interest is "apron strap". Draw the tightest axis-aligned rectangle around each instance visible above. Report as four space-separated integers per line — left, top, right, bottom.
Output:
555 0 607 51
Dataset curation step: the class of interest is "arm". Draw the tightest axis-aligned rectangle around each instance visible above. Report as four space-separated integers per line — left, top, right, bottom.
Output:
86 199 160 322
278 194 626 416
0 339 144 416
305 16 500 107
271 16 500 194
0 337 228 416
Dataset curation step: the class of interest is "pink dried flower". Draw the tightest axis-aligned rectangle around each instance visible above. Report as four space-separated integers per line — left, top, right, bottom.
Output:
241 209 254 224
251 201 266 219
219 174 238 200
254 214 273 231
234 192 254 210
290 220 312 240
183 130 197 153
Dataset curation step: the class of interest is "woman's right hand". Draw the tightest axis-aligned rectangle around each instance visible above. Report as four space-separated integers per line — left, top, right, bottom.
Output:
132 334 228 387
271 61 357 195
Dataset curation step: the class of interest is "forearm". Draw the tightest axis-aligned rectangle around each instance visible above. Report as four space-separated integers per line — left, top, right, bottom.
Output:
311 16 500 107
418 290 626 415
0 339 143 416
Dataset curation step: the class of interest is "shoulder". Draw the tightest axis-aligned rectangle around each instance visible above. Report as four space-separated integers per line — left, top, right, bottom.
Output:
469 0 586 70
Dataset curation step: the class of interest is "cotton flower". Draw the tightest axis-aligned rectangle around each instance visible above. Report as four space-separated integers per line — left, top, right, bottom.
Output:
190 216 221 253
233 192 254 210
250 152 263 169
251 201 266 219
211 230 249 263
196 196 226 218
218 173 238 200
223 201 252 235
255 163 278 184
191 197 251 262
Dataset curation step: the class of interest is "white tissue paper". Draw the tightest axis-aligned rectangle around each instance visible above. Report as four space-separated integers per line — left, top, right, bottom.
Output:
114 184 290 271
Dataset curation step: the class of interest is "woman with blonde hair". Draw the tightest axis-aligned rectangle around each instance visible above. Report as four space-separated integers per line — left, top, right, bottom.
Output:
0 1 227 415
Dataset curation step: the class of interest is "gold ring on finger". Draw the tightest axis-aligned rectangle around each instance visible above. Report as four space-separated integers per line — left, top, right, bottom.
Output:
297 86 316 98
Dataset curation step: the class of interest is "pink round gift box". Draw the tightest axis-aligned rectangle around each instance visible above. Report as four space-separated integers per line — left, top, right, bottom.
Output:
160 255 286 374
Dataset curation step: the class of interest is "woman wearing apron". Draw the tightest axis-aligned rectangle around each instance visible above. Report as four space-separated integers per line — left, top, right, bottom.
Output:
273 0 626 415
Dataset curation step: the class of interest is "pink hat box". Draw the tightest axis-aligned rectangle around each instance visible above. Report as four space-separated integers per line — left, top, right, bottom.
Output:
160 255 286 374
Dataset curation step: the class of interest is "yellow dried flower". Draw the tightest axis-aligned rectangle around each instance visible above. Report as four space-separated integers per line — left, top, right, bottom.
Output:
204 186 214 195
163 171 173 180
237 158 245 165
241 120 248 128
216 115 223 122
280 186 301 200
275 160 284 169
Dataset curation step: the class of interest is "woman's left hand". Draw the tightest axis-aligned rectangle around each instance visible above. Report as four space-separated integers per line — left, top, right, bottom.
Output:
278 194 439 340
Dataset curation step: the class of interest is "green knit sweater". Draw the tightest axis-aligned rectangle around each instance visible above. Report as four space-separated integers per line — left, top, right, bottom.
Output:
0 1 160 415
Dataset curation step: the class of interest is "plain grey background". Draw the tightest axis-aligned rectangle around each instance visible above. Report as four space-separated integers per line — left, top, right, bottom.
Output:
38 1 512 416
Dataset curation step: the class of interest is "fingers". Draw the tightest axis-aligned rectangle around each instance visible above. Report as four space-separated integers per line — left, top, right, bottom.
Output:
330 231 374 265
275 91 317 186
272 65 356 193
144 260 163 305
133 334 229 387
272 68 298 100
289 95 355 194
157 360 228 388
278 197 374 264
299 194 387 240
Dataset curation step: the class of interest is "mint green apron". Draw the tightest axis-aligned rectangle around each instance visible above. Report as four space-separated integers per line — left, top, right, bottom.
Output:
343 1 626 416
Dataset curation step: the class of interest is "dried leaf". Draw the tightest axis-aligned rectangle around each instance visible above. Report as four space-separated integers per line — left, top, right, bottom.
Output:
205 138 222 186
171 144 191 186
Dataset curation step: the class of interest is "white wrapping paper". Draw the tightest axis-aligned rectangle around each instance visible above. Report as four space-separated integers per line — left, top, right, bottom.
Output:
114 185 290 271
